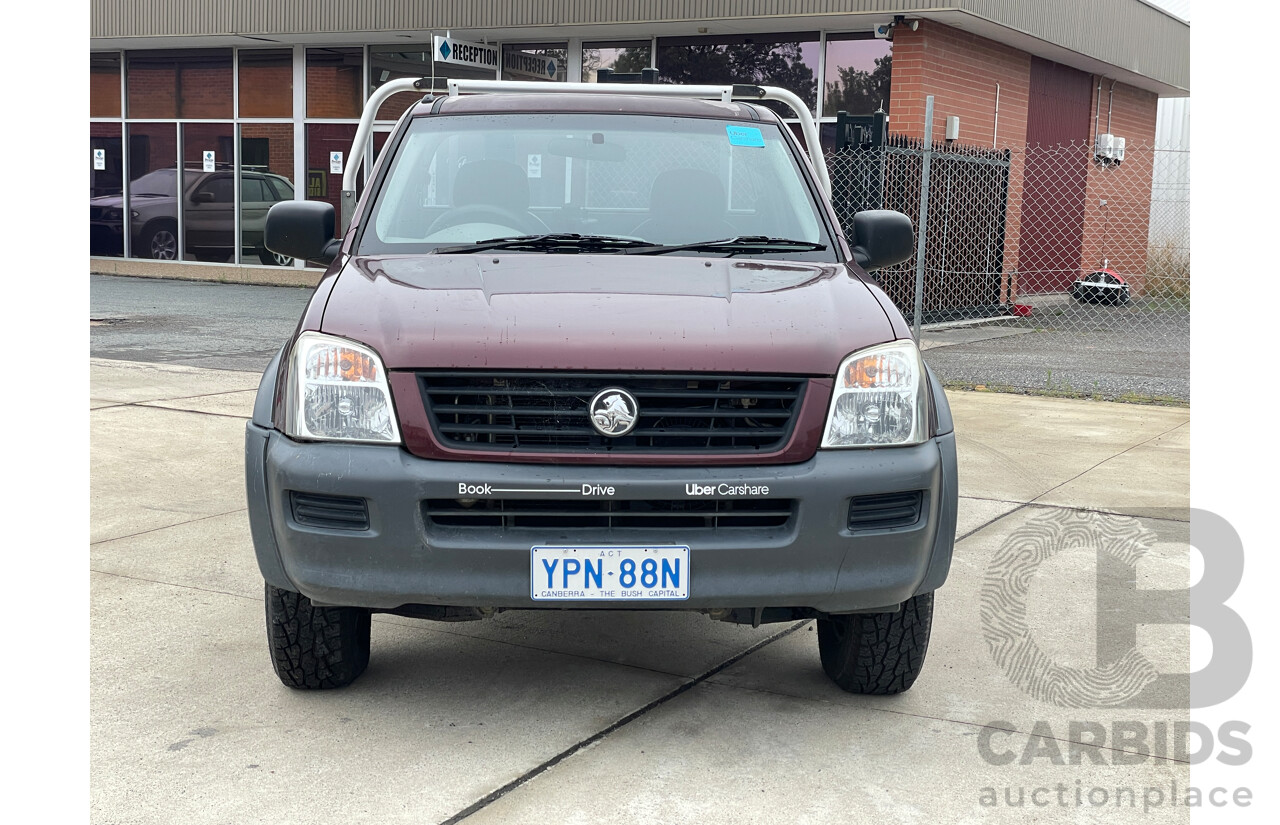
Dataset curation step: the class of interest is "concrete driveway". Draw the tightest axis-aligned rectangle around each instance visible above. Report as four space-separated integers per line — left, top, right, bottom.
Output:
90 358 1192 824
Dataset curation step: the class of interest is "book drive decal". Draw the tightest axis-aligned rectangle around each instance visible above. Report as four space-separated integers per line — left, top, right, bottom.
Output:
457 482 770 497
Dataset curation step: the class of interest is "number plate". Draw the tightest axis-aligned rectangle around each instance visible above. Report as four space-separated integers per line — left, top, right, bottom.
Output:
531 545 689 601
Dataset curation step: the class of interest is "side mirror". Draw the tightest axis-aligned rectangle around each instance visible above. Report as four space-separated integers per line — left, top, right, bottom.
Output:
191 191 216 204
850 210 915 271
265 200 341 265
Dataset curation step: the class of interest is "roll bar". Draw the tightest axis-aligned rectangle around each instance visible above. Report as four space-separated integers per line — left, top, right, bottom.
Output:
339 78 830 231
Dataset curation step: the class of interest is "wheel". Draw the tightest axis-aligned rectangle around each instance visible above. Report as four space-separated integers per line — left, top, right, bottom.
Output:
141 223 178 260
817 591 934 695
425 203 549 238
258 246 293 267
265 583 371 689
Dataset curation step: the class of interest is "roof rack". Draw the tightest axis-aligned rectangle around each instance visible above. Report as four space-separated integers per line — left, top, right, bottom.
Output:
340 78 830 231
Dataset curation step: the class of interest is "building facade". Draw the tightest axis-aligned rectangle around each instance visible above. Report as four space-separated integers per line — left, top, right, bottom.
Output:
89 0 1189 292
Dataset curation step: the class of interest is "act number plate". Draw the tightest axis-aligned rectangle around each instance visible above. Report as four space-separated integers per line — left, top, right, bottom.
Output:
531 545 689 601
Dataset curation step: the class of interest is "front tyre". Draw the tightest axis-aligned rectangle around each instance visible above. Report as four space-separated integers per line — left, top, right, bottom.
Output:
817 591 933 695
265 583 371 689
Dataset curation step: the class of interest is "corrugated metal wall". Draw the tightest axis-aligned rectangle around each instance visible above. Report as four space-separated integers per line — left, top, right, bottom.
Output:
91 0 1188 92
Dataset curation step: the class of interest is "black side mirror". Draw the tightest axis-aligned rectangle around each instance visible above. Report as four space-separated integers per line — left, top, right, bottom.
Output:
850 210 915 271
265 200 341 265
191 191 216 204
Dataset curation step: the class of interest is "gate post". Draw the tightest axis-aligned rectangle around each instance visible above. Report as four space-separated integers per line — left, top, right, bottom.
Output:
913 96 934 339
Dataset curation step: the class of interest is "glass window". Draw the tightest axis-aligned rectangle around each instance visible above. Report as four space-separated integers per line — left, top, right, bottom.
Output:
239 49 293 118
90 123 124 257
268 177 295 200
305 123 356 235
91 53 121 118
307 48 364 118
180 122 235 262
125 123 179 260
241 123 296 266
240 176 268 202
502 43 567 82
582 41 651 82
823 33 893 117
654 35 820 115
126 50 233 119
361 113 832 258
369 45 495 122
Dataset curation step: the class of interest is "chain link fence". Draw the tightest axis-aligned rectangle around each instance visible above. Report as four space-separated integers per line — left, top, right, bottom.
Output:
827 138 1190 403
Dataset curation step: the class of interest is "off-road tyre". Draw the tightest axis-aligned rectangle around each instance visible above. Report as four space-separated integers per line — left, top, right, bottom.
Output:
817 591 933 695
265 583 371 689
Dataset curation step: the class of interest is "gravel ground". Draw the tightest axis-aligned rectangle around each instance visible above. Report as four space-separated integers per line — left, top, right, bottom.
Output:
921 297 1190 403
90 274 1190 403
90 274 312 372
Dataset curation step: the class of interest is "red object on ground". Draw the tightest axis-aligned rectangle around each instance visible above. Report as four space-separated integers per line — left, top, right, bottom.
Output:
1012 303 1033 317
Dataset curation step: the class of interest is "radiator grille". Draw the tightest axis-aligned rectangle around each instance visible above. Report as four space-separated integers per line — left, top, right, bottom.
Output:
418 372 806 454
424 498 796 530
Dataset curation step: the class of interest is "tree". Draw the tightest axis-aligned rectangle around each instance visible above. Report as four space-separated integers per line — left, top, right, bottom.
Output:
824 54 893 116
650 42 817 114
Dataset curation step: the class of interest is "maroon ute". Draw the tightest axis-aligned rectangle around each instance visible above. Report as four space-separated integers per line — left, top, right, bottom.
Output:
247 83 958 693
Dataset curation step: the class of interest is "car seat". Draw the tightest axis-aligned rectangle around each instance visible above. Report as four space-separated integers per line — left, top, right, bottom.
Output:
632 168 737 245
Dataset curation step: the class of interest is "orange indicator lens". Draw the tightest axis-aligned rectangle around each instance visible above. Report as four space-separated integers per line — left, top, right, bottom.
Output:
843 353 904 389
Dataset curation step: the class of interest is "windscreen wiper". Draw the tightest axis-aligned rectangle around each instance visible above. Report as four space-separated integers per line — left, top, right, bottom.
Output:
622 236 828 256
433 233 654 254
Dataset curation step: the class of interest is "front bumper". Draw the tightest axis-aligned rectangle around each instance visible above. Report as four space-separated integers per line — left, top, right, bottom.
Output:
246 422 958 614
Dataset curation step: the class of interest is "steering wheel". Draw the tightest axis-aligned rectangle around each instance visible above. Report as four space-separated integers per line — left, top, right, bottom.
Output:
426 204 550 238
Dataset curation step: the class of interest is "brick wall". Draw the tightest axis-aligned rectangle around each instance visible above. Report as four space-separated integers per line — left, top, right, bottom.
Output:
241 124 295 182
307 65 363 118
240 63 293 118
91 67 121 117
127 64 232 118
1080 81 1159 293
887 20 1031 300
886 21 1160 302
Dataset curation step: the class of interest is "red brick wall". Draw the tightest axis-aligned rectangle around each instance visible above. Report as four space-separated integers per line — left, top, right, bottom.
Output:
127 64 232 118
1080 80 1159 292
240 63 293 118
887 21 1030 150
91 68 121 117
887 20 1031 298
307 66 363 118
241 124 295 182
886 21 1159 301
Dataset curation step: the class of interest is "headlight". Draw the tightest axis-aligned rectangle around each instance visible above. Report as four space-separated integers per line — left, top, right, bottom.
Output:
285 332 401 444
821 340 927 448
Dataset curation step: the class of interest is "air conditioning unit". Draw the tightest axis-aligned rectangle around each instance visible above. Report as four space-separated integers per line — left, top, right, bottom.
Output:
1095 133 1115 160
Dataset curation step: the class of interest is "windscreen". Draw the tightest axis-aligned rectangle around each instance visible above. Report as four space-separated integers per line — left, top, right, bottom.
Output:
359 112 835 260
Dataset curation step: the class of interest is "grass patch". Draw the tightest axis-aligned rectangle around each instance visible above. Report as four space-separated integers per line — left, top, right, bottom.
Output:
1141 239 1190 306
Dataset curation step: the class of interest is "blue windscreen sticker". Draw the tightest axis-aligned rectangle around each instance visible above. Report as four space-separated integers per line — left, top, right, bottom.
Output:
726 125 766 147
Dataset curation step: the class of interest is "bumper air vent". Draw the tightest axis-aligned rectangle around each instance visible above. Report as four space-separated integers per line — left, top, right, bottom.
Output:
290 491 370 531
847 491 923 531
424 497 796 531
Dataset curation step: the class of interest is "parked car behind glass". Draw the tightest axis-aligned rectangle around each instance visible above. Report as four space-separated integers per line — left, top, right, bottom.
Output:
89 166 296 265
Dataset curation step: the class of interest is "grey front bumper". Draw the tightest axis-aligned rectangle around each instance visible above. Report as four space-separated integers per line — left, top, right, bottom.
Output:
246 422 958 613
